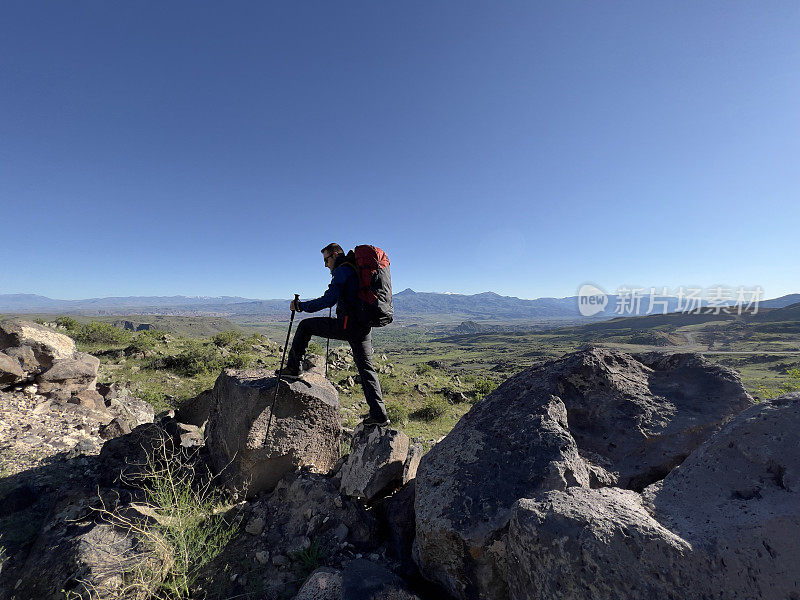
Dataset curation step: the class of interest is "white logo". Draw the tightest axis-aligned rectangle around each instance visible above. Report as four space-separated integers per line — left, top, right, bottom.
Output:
577 284 608 316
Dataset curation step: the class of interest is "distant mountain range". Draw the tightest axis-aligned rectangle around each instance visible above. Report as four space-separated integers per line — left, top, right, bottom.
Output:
0 294 271 315
1 290 798 322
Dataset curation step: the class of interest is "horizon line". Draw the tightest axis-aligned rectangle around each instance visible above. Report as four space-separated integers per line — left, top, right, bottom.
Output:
1 289 796 304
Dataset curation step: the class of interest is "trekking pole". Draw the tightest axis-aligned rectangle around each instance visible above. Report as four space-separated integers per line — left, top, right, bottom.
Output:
325 306 331 379
265 294 299 445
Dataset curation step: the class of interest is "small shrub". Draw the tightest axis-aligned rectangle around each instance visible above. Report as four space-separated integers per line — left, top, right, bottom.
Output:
101 439 238 599
459 372 477 384
169 342 222 376
127 330 160 354
417 397 448 421
223 352 254 369
415 363 433 375
212 330 242 348
292 539 325 580
380 376 400 395
440 385 458 404
136 388 171 412
142 354 169 371
340 436 352 457
473 377 498 401
307 342 323 355
757 367 800 400
756 385 781 401
386 402 409 426
228 338 253 355
74 321 133 345
786 368 800 390
55 315 80 331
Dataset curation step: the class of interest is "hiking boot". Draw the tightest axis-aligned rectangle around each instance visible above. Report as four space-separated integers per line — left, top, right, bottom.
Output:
276 367 302 380
362 415 391 427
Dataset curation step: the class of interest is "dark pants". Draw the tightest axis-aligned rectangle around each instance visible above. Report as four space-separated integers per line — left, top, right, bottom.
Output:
287 317 388 421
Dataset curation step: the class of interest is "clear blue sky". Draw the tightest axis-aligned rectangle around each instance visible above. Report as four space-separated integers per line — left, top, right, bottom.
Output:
2 1 798 301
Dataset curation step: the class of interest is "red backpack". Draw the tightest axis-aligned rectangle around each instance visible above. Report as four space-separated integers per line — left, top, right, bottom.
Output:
351 245 393 327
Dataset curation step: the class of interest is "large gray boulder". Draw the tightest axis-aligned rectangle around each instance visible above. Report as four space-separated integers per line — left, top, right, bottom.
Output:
506 393 800 600
0 319 76 371
644 391 800 599
413 348 754 600
342 559 421 600
175 388 213 427
36 352 100 397
4 344 38 373
522 348 754 490
0 351 25 386
295 567 343 600
507 488 691 600
415 389 589 600
19 523 141 599
205 369 342 497
97 422 171 487
14 488 157 600
102 383 155 429
259 469 379 553
70 388 107 411
339 424 419 502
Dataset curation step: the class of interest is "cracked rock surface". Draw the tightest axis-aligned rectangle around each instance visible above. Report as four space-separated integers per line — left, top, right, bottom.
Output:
507 392 800 600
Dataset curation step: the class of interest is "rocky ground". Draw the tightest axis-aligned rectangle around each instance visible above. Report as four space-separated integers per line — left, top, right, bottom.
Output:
2 318 799 600
0 383 156 598
0 388 104 479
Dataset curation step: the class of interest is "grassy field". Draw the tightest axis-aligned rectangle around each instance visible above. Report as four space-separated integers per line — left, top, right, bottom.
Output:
7 317 489 446
6 311 799 445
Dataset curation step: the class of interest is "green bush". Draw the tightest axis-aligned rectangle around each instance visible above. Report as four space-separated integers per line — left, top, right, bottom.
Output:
758 367 800 400
459 372 477 384
227 338 253 355
307 342 323 355
142 355 168 371
169 342 222 376
127 330 160 354
473 377 498 401
417 397 448 421
386 402 409 427
97 440 238 599
74 321 133 345
222 352 254 369
136 387 171 412
340 436 352 457
212 330 242 348
415 363 433 375
55 315 80 331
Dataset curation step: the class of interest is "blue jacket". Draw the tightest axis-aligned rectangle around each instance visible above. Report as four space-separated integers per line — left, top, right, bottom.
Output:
299 254 358 325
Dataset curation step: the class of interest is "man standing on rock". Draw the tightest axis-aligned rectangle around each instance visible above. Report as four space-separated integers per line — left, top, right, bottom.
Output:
281 243 390 426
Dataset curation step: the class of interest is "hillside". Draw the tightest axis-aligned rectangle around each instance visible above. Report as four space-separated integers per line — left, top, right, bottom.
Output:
0 314 240 338
3 291 799 324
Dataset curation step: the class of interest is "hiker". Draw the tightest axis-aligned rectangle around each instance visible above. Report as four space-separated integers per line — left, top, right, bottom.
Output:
282 243 390 426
